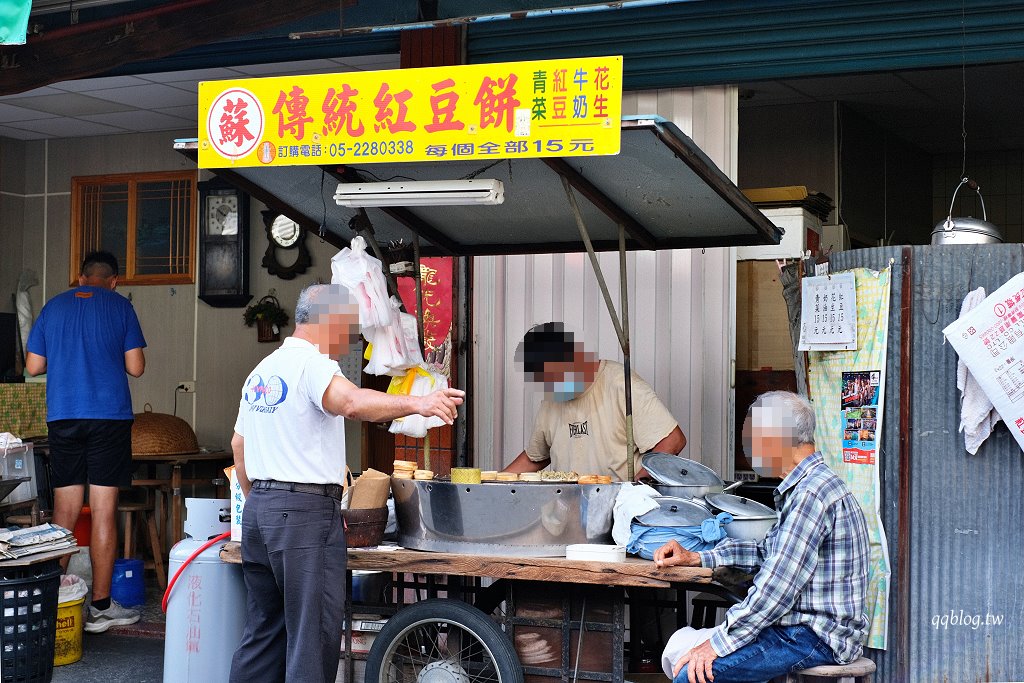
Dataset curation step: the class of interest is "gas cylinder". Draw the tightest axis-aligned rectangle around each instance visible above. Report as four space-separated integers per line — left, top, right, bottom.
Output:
163 498 247 683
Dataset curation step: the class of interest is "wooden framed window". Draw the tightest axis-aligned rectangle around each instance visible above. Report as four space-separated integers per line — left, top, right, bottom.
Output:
71 171 197 285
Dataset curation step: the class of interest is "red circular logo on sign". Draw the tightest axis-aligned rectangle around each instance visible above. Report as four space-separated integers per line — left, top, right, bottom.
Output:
995 303 1007 318
207 88 264 160
257 141 276 165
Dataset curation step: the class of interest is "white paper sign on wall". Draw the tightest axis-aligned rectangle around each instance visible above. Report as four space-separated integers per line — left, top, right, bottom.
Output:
944 272 1024 453
799 272 858 351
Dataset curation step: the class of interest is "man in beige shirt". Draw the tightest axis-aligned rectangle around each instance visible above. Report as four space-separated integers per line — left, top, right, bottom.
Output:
503 322 686 481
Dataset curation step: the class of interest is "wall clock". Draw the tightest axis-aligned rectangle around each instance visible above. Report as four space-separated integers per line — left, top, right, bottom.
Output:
198 180 252 308
261 210 311 280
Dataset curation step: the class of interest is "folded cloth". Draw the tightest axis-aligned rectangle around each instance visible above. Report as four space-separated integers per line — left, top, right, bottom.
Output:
611 483 660 546
626 512 733 560
662 626 718 678
956 287 1001 454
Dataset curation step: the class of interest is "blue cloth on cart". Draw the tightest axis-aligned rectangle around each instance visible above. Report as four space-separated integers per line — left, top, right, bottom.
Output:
626 512 733 560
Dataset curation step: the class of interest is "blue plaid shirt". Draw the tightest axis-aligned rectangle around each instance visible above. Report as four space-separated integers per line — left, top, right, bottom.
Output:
697 452 870 664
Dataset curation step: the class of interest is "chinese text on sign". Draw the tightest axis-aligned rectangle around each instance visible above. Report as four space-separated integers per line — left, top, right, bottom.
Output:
198 56 623 168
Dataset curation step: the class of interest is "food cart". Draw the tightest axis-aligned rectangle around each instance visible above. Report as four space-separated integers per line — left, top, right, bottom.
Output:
183 55 781 683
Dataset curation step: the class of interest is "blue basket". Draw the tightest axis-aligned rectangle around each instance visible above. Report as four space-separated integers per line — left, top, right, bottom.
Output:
110 558 145 608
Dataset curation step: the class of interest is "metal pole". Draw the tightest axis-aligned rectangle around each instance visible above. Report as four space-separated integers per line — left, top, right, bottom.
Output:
560 177 627 348
413 236 430 471
561 177 634 480
619 225 635 481
413 235 426 356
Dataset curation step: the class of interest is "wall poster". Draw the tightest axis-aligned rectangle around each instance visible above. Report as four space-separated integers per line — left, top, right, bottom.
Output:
841 370 881 465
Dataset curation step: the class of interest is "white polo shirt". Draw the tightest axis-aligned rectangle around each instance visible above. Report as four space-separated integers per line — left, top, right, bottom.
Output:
233 337 347 485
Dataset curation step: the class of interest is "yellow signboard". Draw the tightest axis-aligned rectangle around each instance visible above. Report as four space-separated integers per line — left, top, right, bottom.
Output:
197 56 622 168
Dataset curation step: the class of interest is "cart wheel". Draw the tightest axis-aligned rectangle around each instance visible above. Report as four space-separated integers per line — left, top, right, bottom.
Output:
365 598 523 683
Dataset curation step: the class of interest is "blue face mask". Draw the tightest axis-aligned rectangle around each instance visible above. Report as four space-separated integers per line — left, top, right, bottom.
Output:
551 377 585 402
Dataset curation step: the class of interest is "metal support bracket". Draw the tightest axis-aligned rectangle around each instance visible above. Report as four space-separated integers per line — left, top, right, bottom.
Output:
561 176 636 480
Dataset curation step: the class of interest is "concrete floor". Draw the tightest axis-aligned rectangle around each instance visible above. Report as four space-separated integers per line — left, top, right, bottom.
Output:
51 633 164 683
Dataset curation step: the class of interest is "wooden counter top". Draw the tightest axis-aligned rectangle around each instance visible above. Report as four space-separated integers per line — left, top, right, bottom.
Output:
219 541 711 589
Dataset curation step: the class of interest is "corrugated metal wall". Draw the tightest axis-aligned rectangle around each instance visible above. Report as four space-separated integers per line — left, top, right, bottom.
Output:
466 0 1024 88
830 245 1024 683
472 86 738 476
829 246 905 683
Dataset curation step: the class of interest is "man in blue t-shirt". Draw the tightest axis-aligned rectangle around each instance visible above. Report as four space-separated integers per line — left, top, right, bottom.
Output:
26 251 147 633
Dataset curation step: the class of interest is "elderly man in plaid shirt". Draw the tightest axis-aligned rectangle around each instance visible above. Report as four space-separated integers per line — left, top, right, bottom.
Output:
654 391 870 683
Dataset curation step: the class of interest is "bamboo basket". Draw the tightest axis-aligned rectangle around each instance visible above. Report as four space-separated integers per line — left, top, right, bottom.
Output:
132 404 199 456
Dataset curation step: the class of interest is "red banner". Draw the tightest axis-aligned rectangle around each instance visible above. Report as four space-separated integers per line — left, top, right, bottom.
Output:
397 257 454 372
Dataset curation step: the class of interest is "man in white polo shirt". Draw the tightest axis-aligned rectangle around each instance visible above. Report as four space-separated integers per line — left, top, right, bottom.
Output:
229 284 465 683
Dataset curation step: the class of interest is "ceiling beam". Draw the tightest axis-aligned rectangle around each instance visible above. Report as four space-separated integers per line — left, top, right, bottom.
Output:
541 157 657 250
0 0 345 96
328 166 460 256
177 149 346 250
218 169 346 250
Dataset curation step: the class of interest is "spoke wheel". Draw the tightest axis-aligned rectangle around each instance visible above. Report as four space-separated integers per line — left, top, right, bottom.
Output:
365 599 523 683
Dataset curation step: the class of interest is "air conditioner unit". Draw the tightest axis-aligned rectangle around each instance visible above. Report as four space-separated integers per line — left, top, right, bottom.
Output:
333 179 504 207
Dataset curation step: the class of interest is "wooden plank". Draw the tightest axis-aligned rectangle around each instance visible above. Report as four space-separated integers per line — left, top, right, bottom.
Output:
219 541 712 588
0 547 78 568
0 0 347 96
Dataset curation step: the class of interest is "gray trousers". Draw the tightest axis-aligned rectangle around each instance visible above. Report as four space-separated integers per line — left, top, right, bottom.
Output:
229 487 347 683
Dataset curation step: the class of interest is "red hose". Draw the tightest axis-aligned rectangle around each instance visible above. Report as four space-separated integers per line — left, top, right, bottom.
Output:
161 531 232 613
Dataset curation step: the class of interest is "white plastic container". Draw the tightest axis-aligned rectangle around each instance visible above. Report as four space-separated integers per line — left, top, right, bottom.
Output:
0 443 36 505
565 544 626 562
227 467 246 542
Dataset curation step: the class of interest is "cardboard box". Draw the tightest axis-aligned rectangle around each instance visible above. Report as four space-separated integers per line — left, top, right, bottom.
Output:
736 260 795 371
340 617 388 655
335 659 366 683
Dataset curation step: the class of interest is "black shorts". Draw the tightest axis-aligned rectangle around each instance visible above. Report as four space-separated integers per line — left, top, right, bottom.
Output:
47 419 135 488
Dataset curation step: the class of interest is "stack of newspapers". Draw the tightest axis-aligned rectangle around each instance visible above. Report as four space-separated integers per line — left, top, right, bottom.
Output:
0 524 76 560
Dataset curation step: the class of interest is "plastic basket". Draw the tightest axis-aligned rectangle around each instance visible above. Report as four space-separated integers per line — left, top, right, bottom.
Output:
0 562 61 683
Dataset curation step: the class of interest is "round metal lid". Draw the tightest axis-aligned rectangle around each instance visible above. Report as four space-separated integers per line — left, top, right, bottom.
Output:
931 216 1004 240
641 453 724 487
704 493 776 519
635 497 712 527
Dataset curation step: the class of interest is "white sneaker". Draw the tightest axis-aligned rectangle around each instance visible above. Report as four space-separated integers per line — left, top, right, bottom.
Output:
84 600 140 633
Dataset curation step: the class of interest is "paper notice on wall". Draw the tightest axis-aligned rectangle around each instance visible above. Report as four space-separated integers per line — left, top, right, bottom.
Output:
943 272 1024 452
799 273 858 351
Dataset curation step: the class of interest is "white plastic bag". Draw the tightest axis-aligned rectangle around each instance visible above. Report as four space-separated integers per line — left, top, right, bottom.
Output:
365 298 425 377
388 367 449 438
58 574 89 603
331 237 393 332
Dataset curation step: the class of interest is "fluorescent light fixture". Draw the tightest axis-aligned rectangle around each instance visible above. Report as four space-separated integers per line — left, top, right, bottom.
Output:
334 179 504 207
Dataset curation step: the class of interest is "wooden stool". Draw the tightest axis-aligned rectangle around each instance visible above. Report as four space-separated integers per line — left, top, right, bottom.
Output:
4 510 52 527
786 656 876 683
118 498 167 590
689 592 732 628
1 498 49 527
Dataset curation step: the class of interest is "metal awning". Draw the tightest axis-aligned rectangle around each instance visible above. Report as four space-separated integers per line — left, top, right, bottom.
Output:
175 116 781 256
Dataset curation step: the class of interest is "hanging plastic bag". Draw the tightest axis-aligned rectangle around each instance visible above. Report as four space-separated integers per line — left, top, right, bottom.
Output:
389 366 449 438
626 512 733 560
365 298 425 376
331 237 393 333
